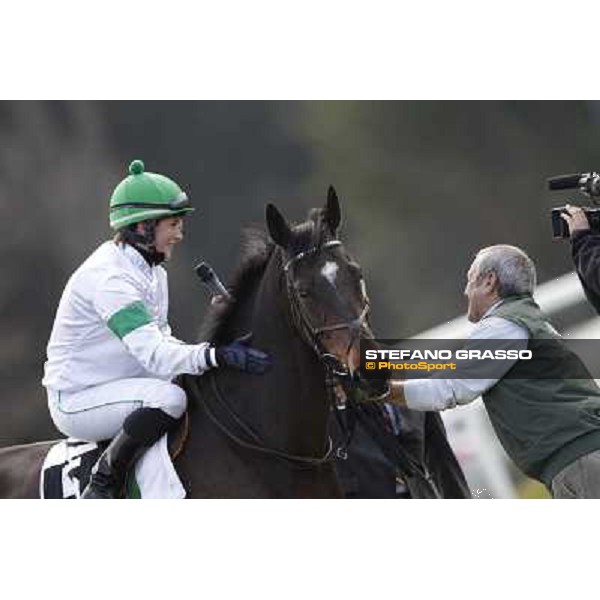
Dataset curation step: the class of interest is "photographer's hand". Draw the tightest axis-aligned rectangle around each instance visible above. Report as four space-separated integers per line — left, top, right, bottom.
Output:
561 204 591 236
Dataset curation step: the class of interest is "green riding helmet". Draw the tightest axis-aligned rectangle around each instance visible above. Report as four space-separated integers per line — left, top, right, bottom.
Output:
109 159 195 230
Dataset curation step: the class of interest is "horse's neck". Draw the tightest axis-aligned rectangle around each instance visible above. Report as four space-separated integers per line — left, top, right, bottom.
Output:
219 250 330 456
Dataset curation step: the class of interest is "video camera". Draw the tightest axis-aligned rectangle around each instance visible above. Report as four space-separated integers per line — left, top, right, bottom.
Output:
549 172 600 239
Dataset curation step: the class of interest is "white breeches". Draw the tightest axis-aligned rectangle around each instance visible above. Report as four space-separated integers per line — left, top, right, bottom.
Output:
47 378 187 442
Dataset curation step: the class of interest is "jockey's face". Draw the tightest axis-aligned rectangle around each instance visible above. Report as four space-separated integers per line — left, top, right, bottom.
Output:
154 216 184 261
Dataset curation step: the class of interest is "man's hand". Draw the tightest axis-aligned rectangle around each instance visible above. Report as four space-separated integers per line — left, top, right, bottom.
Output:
347 370 391 402
215 333 272 374
387 380 407 407
561 204 591 236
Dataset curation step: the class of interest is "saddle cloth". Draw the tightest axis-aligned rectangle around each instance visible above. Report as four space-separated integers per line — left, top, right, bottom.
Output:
40 434 186 499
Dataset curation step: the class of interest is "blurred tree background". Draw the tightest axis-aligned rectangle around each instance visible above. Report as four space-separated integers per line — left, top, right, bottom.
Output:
1 100 598 460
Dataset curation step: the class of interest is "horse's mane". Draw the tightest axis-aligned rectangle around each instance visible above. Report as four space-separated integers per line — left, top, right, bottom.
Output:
198 207 333 343
198 226 273 342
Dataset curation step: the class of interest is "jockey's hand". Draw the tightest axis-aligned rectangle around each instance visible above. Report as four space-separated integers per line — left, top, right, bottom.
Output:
215 333 272 374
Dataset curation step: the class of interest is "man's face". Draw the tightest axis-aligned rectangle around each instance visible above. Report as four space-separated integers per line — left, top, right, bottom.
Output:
153 216 184 261
464 259 498 323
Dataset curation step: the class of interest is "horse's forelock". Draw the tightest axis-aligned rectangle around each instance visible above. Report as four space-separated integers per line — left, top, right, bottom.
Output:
289 208 332 254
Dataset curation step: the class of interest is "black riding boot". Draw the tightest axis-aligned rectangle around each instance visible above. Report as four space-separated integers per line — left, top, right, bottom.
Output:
80 431 145 499
80 407 179 499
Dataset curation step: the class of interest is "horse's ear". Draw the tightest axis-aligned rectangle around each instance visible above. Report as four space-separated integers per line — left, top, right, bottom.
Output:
266 203 292 247
325 185 341 234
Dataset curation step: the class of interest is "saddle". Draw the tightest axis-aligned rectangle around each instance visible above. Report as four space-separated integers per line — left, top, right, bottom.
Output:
40 413 189 499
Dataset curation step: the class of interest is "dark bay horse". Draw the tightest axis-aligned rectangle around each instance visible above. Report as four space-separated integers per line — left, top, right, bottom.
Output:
0 187 382 498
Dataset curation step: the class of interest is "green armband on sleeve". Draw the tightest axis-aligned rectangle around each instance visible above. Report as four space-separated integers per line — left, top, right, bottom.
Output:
107 301 153 339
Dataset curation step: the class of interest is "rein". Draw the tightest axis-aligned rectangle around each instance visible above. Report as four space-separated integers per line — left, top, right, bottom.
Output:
197 373 333 467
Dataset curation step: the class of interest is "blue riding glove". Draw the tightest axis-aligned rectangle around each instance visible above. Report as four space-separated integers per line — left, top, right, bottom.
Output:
214 334 272 374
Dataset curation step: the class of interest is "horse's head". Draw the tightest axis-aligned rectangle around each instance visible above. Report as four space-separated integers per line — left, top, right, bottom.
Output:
266 186 375 376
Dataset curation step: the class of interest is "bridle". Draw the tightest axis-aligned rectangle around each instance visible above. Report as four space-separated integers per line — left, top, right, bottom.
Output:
283 240 371 372
282 239 372 460
282 244 440 488
196 239 371 468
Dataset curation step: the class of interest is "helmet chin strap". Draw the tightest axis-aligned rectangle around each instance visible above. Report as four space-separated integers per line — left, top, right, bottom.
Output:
134 243 165 266
120 220 165 266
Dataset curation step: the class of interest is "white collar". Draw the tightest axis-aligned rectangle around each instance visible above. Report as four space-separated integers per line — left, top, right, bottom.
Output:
480 298 504 320
117 242 155 278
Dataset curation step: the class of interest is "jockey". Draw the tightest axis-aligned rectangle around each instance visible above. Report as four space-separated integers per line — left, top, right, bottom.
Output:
42 159 271 499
